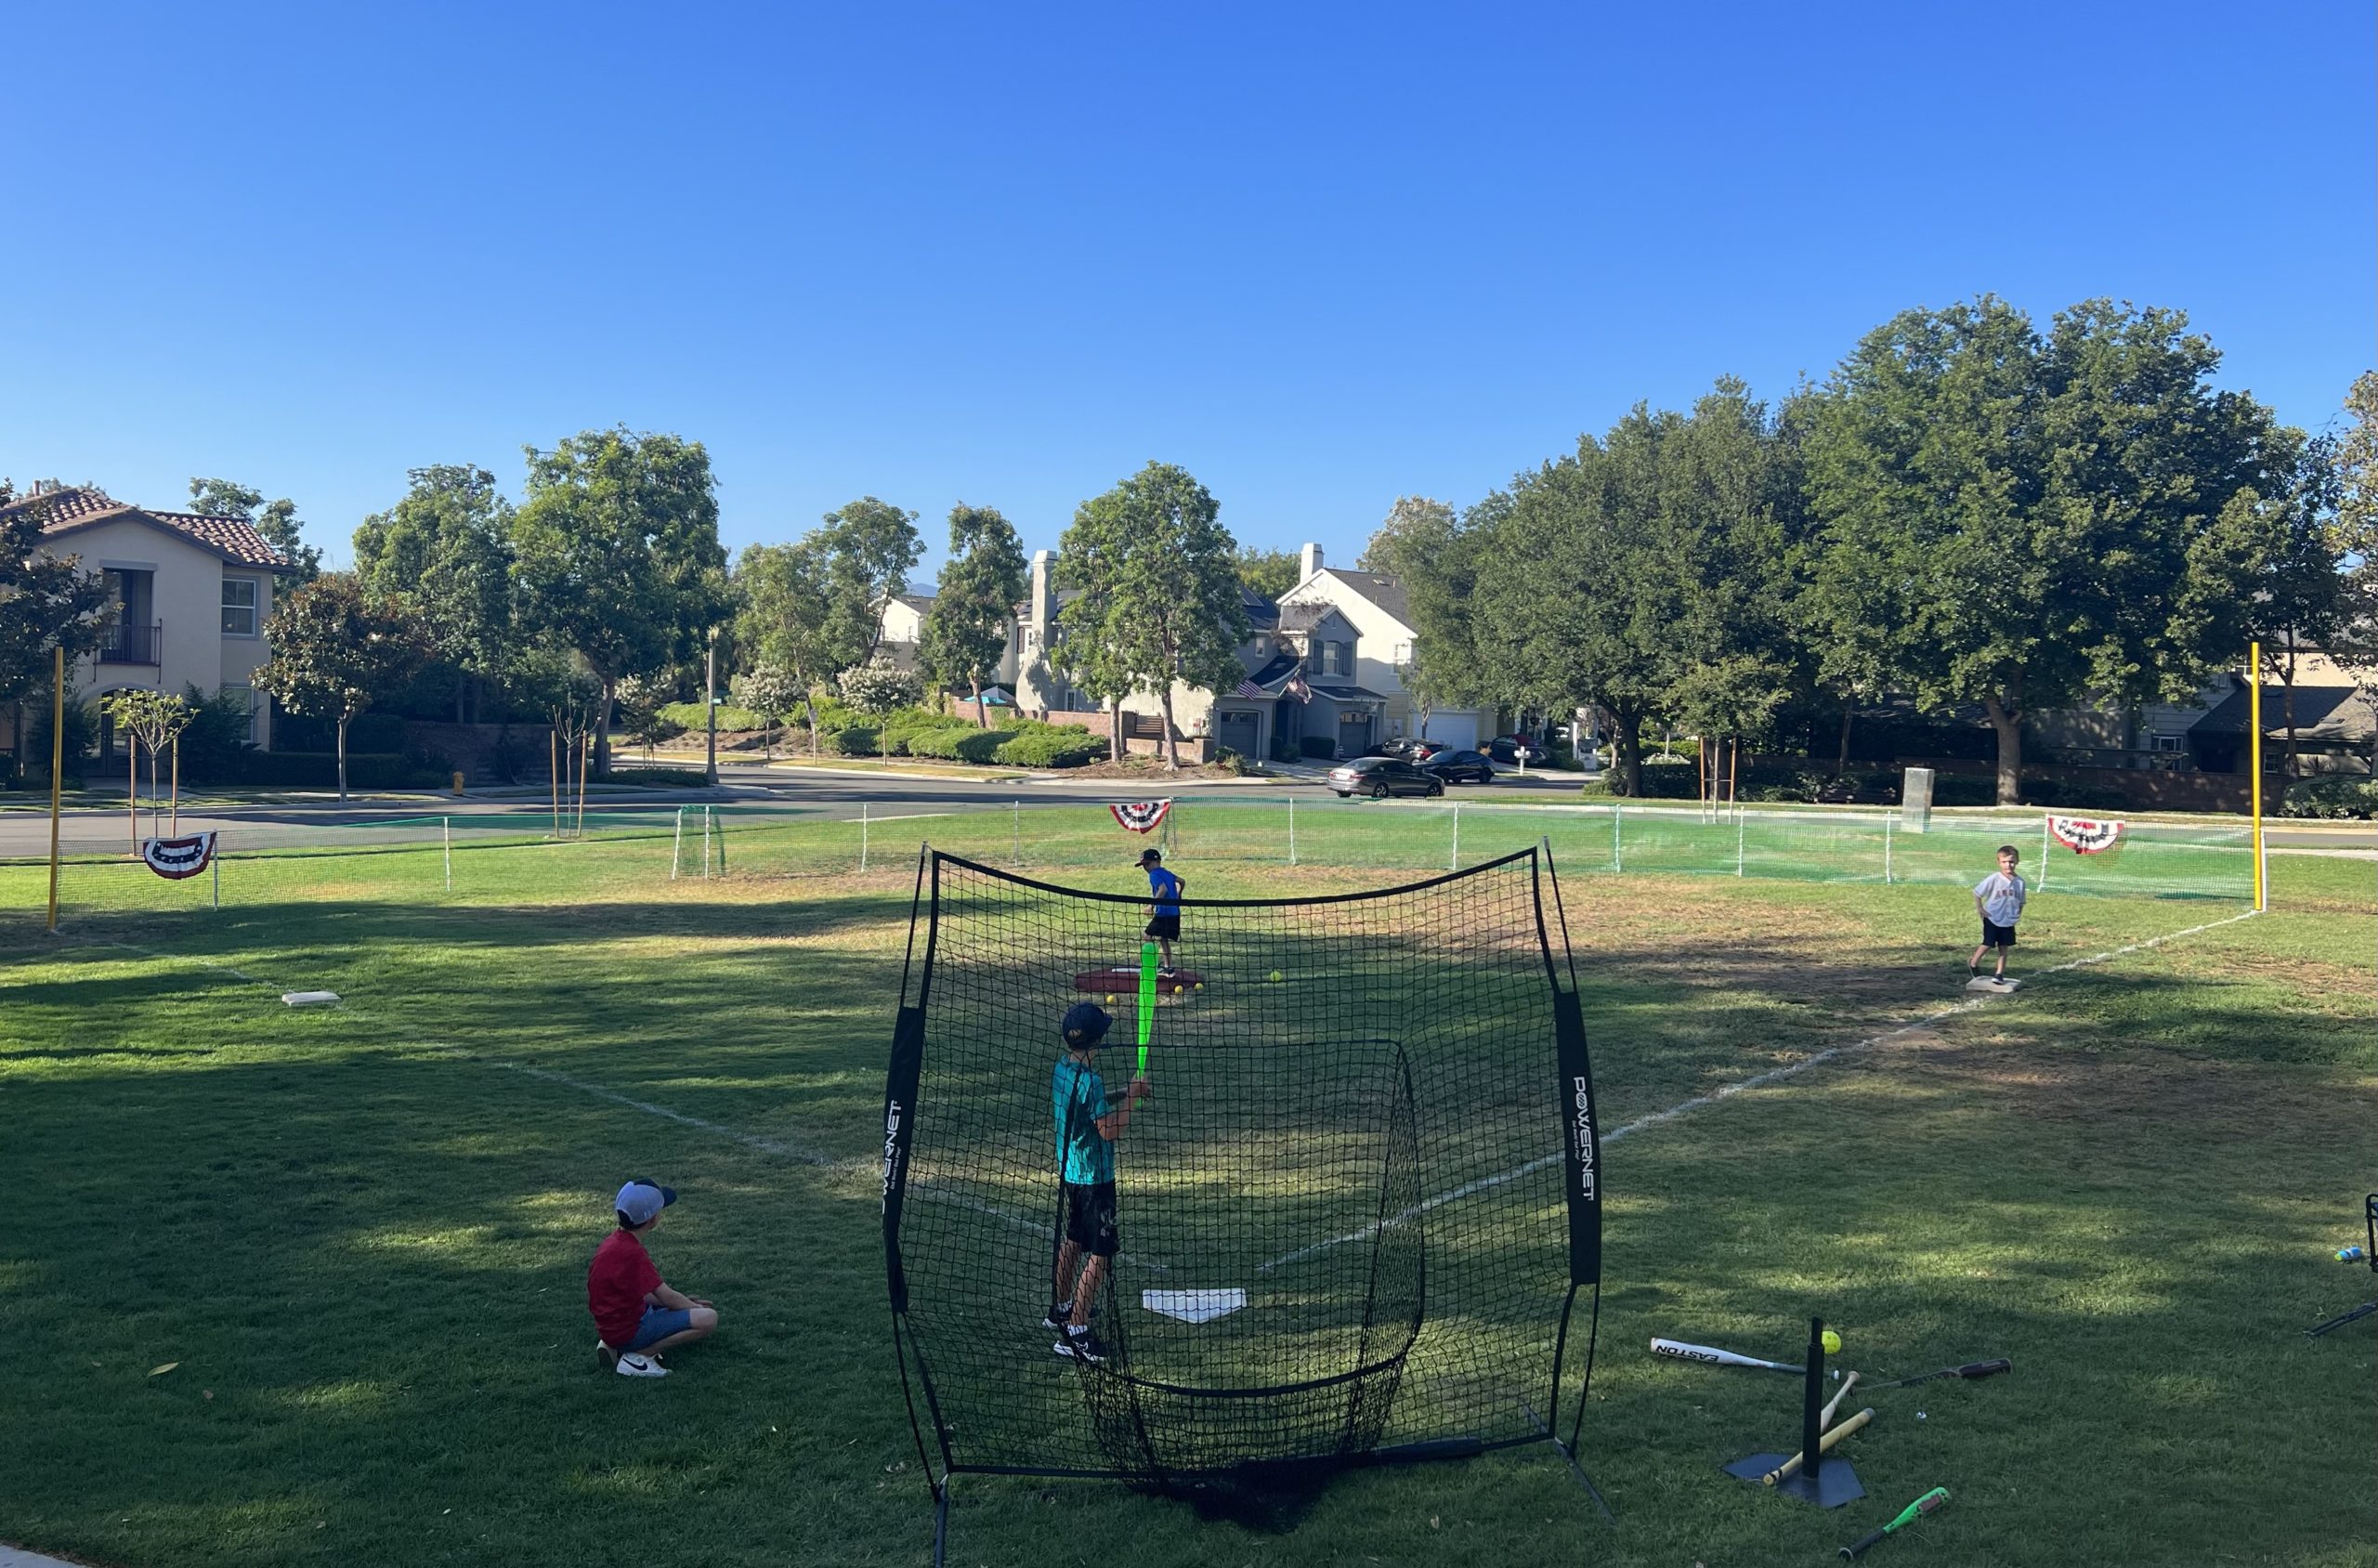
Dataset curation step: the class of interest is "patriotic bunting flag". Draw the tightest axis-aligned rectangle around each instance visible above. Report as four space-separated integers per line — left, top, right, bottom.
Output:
141 832 220 879
1109 800 1173 833
2046 816 2123 855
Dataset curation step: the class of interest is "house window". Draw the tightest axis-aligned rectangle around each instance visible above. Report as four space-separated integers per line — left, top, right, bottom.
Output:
2150 734 2183 753
222 578 259 637
1321 640 1349 677
223 683 260 743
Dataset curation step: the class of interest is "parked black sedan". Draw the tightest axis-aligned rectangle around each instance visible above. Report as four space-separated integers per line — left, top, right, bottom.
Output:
1420 749 1498 785
1326 756 1445 799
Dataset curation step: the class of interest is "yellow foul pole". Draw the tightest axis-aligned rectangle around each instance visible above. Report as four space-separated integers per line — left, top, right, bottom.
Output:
46 645 64 932
2248 641 2266 911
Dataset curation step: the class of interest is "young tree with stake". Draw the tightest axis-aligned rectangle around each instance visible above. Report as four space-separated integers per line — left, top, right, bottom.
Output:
254 576 428 801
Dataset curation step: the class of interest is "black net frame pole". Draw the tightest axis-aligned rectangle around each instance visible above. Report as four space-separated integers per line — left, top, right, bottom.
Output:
882 843 1609 1553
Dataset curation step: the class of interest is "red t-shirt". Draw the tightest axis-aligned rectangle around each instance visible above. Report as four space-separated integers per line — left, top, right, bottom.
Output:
587 1230 662 1348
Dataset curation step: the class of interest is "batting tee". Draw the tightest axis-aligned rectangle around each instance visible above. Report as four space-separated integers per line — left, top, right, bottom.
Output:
880 844 1605 1557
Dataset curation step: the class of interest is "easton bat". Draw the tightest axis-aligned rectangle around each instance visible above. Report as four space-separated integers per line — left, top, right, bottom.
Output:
1863 1358 2010 1391
1842 1486 1950 1559
1649 1337 1802 1374
1763 1407 1874 1486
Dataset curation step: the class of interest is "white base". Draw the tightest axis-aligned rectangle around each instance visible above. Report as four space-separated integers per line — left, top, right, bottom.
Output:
1142 1287 1246 1324
281 990 342 1007
1966 975 2019 993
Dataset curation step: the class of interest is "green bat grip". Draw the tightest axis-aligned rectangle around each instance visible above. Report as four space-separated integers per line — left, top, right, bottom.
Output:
1136 940 1156 1074
1842 1487 1948 1559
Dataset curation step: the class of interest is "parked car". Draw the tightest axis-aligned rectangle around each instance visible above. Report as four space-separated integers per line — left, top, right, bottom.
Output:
1486 734 1545 765
1326 756 1445 799
1368 737 1450 763
1421 749 1497 785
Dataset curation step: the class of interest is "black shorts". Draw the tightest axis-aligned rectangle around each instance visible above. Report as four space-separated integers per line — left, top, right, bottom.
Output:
1144 915 1181 941
1062 1181 1119 1259
1980 920 2018 947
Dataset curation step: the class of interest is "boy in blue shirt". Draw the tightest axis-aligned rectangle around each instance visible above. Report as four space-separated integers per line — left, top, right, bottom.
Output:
1139 847 1184 977
1046 1000 1149 1364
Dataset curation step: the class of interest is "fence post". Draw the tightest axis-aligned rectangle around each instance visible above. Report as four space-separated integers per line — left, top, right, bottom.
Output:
212 850 220 911
1288 796 1297 866
672 806 683 880
1613 803 1623 873
1736 807 1745 877
2038 817 2050 893
444 816 452 893
1451 803 1461 871
702 806 712 879
1013 800 1022 868
716 808 726 873
860 800 869 873
1884 810 1893 884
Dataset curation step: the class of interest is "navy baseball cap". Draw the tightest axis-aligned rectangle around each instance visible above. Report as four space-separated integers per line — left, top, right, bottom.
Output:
1137 848 1162 865
1062 1001 1112 1049
615 1179 677 1224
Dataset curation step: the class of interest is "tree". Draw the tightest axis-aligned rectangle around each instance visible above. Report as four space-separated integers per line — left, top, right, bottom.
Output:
1234 546 1301 601
920 504 1027 725
838 659 923 716
254 575 429 800
736 541 839 753
812 497 924 666
353 465 516 722
1057 463 1248 769
511 429 730 776
98 688 193 852
188 477 321 579
730 662 804 759
2241 427 2372 776
1360 497 1475 744
1801 297 2286 804
613 672 673 759
1 485 114 785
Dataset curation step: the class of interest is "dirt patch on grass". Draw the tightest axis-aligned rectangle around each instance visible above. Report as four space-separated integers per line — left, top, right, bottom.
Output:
1892 1039 2372 1130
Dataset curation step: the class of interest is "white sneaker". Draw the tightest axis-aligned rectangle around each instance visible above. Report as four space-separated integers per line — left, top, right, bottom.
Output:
613 1351 669 1379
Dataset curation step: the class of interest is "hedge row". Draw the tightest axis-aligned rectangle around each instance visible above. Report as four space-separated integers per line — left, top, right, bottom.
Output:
823 711 1105 768
2279 775 2378 819
656 701 767 733
206 751 454 790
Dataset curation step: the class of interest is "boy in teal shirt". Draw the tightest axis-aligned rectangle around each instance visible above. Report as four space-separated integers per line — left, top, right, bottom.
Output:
1045 1001 1149 1364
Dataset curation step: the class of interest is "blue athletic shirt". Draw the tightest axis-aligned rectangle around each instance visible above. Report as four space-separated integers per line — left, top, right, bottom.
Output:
1146 866 1182 917
1052 1058 1115 1184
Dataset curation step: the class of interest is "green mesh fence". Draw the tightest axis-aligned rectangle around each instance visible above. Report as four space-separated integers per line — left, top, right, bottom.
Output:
3 796 2254 931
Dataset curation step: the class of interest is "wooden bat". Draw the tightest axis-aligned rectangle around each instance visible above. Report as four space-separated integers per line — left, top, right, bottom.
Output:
1819 1370 1861 1428
1763 1407 1874 1486
1649 1337 1801 1373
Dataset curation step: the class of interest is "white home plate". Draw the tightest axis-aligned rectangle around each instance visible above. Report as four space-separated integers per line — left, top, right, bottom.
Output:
1142 1288 1246 1324
281 991 342 1007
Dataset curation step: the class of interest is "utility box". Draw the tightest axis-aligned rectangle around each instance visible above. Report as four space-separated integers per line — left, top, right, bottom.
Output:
1901 766 1934 833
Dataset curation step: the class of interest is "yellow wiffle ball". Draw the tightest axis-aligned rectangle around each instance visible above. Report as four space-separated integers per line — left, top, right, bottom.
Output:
1821 1330 1842 1354
1268 970 1284 983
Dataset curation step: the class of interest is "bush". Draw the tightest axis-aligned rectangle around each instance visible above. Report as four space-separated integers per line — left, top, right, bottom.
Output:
1300 735 1336 760
1932 775 1998 807
1213 748 1248 776
2279 774 2378 819
993 730 1105 768
2022 778 2130 812
907 726 1019 762
879 708 972 756
208 751 451 790
657 700 767 733
832 725 881 757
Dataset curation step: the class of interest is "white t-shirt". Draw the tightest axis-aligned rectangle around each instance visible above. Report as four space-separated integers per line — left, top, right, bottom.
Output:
1973 871 2027 927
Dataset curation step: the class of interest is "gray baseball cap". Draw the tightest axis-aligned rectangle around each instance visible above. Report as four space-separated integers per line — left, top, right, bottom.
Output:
615 1179 677 1224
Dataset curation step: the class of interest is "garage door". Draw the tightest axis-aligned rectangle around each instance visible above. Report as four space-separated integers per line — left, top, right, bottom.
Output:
1215 708 1261 759
1421 712 1479 750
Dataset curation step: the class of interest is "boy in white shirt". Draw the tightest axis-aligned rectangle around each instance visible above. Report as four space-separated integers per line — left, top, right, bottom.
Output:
1969 844 2028 983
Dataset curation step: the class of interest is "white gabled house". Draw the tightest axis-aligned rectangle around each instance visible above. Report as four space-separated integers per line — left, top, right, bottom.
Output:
4 483 296 758
1274 542 1491 750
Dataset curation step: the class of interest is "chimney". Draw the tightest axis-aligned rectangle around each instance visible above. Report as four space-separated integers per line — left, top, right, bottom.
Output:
1300 542 1323 583
1031 549 1055 629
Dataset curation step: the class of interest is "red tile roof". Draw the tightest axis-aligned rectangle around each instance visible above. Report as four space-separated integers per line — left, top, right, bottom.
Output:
8 485 293 569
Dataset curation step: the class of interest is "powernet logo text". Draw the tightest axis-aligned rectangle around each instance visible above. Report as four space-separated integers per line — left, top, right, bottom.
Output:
881 1098 906 1210
1568 1074 1597 1203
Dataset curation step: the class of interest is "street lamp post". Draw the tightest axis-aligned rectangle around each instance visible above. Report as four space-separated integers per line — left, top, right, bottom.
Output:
705 628 720 789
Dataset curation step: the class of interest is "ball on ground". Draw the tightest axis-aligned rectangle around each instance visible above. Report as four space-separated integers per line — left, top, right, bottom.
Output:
1268 970 1284 983
1821 1329 1842 1354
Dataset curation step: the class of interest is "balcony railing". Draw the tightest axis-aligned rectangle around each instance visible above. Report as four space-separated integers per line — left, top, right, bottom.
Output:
98 620 162 665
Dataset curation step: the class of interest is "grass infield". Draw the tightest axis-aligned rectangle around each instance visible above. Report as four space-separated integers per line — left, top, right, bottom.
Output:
1 821 2371 1567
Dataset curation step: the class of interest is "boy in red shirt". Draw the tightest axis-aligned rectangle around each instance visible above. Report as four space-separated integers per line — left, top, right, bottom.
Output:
587 1179 718 1379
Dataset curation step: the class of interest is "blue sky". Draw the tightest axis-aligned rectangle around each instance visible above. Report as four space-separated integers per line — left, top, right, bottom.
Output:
5 3 2370 581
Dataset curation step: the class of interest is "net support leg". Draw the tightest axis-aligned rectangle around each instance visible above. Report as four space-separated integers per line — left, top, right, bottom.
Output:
861 800 869 872
1522 1402 1616 1525
931 1482 949 1568
2306 1300 2377 1337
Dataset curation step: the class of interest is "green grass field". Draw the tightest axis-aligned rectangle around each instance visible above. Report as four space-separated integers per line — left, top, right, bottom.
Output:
3 806 2371 1567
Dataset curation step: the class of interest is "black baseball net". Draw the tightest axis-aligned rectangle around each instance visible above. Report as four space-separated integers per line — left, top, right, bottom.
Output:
881 844 1602 1519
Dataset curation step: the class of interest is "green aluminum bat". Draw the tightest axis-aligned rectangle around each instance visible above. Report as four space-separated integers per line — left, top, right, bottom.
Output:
1136 940 1156 1075
1841 1486 1948 1559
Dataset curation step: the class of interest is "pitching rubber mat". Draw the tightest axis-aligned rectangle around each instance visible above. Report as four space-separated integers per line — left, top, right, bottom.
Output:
1071 968 1202 996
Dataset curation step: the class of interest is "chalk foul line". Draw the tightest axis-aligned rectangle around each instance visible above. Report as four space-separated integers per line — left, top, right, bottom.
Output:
1259 905 2266 1273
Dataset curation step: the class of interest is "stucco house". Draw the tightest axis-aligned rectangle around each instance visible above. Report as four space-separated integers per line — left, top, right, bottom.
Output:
3 483 295 757
1274 543 1491 750
875 592 934 672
